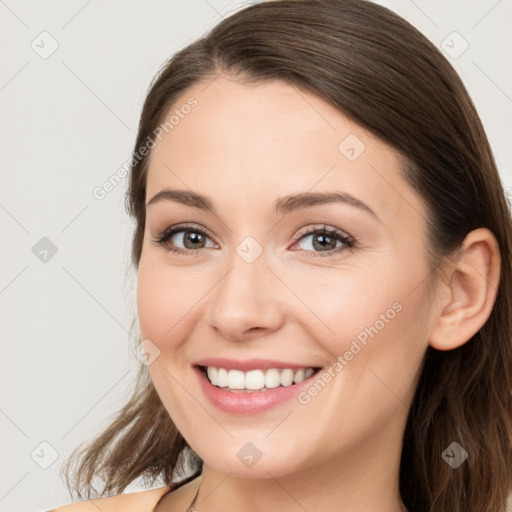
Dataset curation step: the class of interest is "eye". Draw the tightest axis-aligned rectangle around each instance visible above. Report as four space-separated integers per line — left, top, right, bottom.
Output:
291 224 355 257
152 223 356 258
152 223 217 255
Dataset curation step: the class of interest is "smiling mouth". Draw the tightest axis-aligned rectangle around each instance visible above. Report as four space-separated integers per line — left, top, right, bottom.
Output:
197 365 322 392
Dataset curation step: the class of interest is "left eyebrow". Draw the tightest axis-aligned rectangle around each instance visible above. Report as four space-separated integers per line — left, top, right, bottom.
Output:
274 191 381 223
146 188 381 223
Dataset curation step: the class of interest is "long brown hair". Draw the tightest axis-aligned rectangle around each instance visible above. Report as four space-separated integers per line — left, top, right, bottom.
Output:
61 1 512 510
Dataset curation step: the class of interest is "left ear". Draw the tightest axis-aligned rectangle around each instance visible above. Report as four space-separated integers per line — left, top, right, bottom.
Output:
429 227 501 351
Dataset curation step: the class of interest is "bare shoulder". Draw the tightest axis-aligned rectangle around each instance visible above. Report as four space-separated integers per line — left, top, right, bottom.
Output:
49 485 172 512
152 476 201 510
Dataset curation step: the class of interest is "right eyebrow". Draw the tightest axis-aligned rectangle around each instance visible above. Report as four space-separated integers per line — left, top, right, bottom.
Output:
146 188 216 213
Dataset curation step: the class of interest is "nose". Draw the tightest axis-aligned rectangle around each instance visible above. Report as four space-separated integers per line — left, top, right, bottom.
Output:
205 254 285 341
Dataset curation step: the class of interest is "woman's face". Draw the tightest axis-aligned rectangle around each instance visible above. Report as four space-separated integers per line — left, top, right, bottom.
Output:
137 75 434 478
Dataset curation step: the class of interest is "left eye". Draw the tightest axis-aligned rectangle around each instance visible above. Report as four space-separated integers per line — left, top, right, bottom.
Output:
291 226 355 256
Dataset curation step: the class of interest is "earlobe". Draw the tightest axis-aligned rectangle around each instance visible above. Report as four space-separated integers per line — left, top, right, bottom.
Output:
429 228 501 351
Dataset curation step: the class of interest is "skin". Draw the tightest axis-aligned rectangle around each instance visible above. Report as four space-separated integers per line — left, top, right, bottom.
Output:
137 74 501 512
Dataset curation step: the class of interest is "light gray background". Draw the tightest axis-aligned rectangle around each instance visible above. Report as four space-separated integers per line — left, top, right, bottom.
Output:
1 1 511 511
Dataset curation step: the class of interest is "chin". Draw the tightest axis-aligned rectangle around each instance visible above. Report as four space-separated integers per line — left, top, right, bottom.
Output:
188 434 316 479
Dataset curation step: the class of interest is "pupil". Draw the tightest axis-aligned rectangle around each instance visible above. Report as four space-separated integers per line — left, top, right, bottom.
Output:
313 234 335 251
185 231 203 248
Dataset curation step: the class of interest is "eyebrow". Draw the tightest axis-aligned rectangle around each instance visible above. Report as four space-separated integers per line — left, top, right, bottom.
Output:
146 188 381 222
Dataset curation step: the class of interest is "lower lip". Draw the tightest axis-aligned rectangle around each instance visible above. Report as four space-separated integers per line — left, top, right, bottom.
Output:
193 366 319 414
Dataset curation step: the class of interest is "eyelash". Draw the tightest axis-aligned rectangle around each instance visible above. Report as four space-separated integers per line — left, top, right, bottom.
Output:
152 223 356 258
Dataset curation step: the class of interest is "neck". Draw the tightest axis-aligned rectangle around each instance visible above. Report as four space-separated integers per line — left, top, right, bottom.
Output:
192 414 407 512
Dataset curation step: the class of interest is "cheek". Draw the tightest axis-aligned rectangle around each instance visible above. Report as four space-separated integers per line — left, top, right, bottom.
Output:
290 267 398 345
136 260 199 426
287 271 427 451
136 257 212 355
292 261 428 384
137 266 166 341
136 258 183 344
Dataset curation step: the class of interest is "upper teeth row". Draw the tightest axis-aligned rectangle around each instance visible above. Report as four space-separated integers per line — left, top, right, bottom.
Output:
206 366 315 390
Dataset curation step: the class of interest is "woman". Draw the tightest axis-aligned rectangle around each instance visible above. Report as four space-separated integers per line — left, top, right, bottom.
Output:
52 0 512 511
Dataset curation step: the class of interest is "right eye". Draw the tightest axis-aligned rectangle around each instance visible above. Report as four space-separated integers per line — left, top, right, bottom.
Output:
152 223 218 255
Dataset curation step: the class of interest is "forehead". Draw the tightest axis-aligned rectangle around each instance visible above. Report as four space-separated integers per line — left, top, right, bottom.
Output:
146 75 425 226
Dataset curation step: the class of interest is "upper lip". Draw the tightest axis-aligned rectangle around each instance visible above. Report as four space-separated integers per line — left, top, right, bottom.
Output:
193 357 321 371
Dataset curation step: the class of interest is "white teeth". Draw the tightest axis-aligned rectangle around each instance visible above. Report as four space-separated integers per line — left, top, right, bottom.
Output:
203 366 317 390
279 368 294 386
245 369 265 390
217 368 229 387
265 368 281 388
293 369 305 383
228 369 245 389
207 366 218 385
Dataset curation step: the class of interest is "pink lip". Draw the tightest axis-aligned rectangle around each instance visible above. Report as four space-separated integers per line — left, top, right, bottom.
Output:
192 365 321 414
192 357 318 371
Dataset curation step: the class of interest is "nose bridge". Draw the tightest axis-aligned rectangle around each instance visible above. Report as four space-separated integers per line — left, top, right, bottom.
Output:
206 247 283 339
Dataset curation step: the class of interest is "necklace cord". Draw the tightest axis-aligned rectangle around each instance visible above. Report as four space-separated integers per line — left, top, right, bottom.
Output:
185 479 201 511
